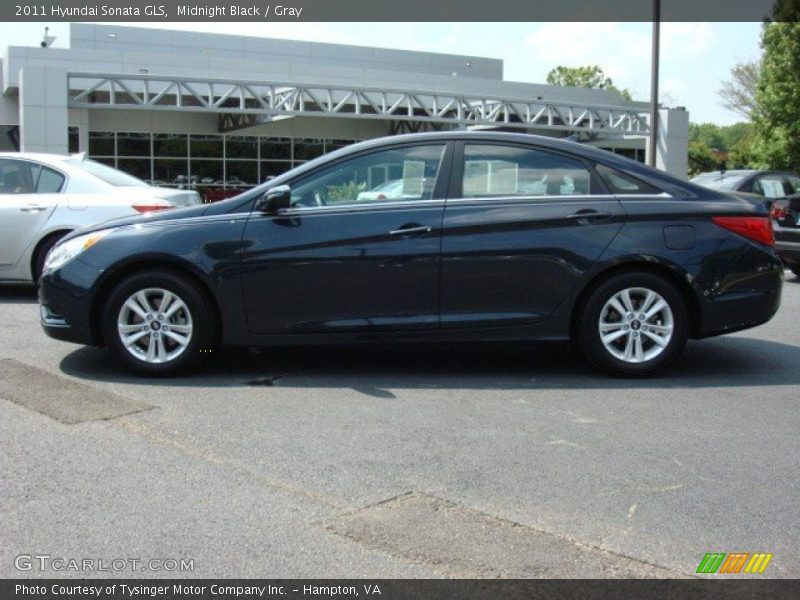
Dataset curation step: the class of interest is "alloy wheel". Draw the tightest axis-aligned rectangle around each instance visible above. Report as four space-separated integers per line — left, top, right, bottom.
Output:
597 287 674 364
117 288 194 364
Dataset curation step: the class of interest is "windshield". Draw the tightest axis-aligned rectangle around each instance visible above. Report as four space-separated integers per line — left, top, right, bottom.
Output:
64 158 149 188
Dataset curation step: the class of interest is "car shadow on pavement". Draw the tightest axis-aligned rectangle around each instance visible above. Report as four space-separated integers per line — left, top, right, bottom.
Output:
0 284 37 304
59 334 800 393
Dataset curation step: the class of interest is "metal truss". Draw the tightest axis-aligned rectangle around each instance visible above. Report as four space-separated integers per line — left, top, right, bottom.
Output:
67 73 650 135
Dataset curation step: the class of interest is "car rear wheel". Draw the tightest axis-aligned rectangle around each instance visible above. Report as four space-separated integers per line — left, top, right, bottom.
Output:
577 271 688 377
102 270 214 376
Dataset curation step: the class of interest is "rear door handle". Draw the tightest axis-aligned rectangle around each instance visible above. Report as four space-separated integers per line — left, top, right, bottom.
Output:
389 224 433 236
566 210 613 224
20 204 47 213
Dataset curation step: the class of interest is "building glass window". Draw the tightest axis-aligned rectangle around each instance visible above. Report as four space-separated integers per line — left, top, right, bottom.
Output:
190 160 224 185
117 132 151 157
89 131 115 157
84 131 358 199
225 161 258 186
153 133 188 157
117 158 152 183
190 134 223 158
293 138 325 161
226 136 258 159
260 137 292 160
68 127 79 154
1 126 20 152
261 161 292 181
326 139 356 153
153 159 189 186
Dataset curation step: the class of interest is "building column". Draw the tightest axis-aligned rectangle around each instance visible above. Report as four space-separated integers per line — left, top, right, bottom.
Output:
19 66 68 154
646 107 689 180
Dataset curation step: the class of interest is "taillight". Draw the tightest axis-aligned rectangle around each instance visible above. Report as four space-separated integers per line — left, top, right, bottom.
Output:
711 216 774 246
770 202 787 221
132 203 171 214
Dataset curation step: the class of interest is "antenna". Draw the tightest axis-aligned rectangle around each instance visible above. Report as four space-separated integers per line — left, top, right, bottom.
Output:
40 27 57 48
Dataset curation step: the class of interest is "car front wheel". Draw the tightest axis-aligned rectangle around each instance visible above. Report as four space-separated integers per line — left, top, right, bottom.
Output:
577 271 688 377
102 270 215 375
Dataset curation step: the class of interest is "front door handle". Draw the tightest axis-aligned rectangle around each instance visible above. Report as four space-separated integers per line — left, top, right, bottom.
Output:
389 224 433 236
20 204 47 213
566 210 613 224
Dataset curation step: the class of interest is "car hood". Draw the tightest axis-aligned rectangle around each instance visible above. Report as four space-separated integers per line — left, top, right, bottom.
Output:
60 202 213 243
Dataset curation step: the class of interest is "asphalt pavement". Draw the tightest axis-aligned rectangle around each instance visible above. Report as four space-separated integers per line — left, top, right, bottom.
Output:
1 273 798 578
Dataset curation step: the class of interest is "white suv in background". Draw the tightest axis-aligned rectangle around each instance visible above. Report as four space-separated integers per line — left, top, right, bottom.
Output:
0 153 201 282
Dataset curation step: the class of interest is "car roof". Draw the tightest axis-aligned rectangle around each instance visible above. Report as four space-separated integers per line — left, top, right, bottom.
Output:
285 130 696 194
0 152 80 164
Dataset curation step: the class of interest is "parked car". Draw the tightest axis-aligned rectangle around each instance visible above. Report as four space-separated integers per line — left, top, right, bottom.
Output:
39 132 783 377
771 194 800 276
691 169 800 199
0 153 201 282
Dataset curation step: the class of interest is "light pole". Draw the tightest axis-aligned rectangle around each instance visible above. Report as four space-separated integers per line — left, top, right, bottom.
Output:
649 0 661 168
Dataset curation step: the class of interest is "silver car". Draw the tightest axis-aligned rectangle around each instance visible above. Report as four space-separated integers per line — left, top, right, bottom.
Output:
0 153 200 282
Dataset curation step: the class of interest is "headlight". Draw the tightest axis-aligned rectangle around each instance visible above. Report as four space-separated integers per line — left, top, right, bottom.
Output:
43 229 114 273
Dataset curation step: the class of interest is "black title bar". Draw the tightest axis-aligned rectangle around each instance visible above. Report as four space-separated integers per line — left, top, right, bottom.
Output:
3 579 800 600
1 0 793 22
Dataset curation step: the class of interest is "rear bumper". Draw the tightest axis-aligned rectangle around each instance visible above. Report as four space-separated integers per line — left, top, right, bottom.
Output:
694 247 784 338
38 259 101 346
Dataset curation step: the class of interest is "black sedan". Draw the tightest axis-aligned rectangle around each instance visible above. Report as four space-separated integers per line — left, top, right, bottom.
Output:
39 132 783 377
771 194 800 276
691 169 800 199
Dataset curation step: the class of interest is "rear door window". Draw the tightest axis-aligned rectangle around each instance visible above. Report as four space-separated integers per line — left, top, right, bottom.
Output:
752 175 790 198
460 144 595 198
0 159 36 194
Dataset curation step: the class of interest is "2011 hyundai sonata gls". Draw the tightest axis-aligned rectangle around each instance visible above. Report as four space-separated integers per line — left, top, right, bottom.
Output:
39 132 783 377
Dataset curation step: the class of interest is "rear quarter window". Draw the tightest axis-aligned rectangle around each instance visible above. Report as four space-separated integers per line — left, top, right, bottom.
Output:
595 163 662 195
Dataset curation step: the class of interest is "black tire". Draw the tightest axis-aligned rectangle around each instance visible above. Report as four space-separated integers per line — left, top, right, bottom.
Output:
790 264 800 278
33 232 68 283
577 271 688 377
101 269 215 376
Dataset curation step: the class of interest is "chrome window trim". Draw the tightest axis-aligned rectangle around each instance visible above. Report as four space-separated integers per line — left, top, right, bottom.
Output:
277 198 446 216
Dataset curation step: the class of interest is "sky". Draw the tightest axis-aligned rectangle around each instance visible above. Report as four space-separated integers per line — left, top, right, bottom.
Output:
2 21 762 126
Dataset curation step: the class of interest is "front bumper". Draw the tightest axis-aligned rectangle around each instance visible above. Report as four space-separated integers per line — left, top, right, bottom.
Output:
39 258 103 346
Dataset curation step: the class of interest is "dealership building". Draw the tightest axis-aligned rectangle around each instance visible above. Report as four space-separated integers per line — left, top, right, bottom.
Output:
1 24 689 197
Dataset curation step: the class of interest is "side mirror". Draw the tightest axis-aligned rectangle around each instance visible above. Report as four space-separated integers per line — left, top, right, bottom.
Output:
256 185 291 214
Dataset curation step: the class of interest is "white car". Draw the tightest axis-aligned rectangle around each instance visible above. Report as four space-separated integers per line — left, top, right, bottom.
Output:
0 153 201 282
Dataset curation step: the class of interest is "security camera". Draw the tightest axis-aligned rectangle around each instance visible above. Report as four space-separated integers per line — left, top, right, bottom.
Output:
40 27 56 49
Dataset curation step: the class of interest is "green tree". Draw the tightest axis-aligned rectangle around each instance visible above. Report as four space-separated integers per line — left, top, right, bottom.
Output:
688 123 725 150
688 140 719 176
688 122 758 171
545 65 632 101
752 20 800 171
